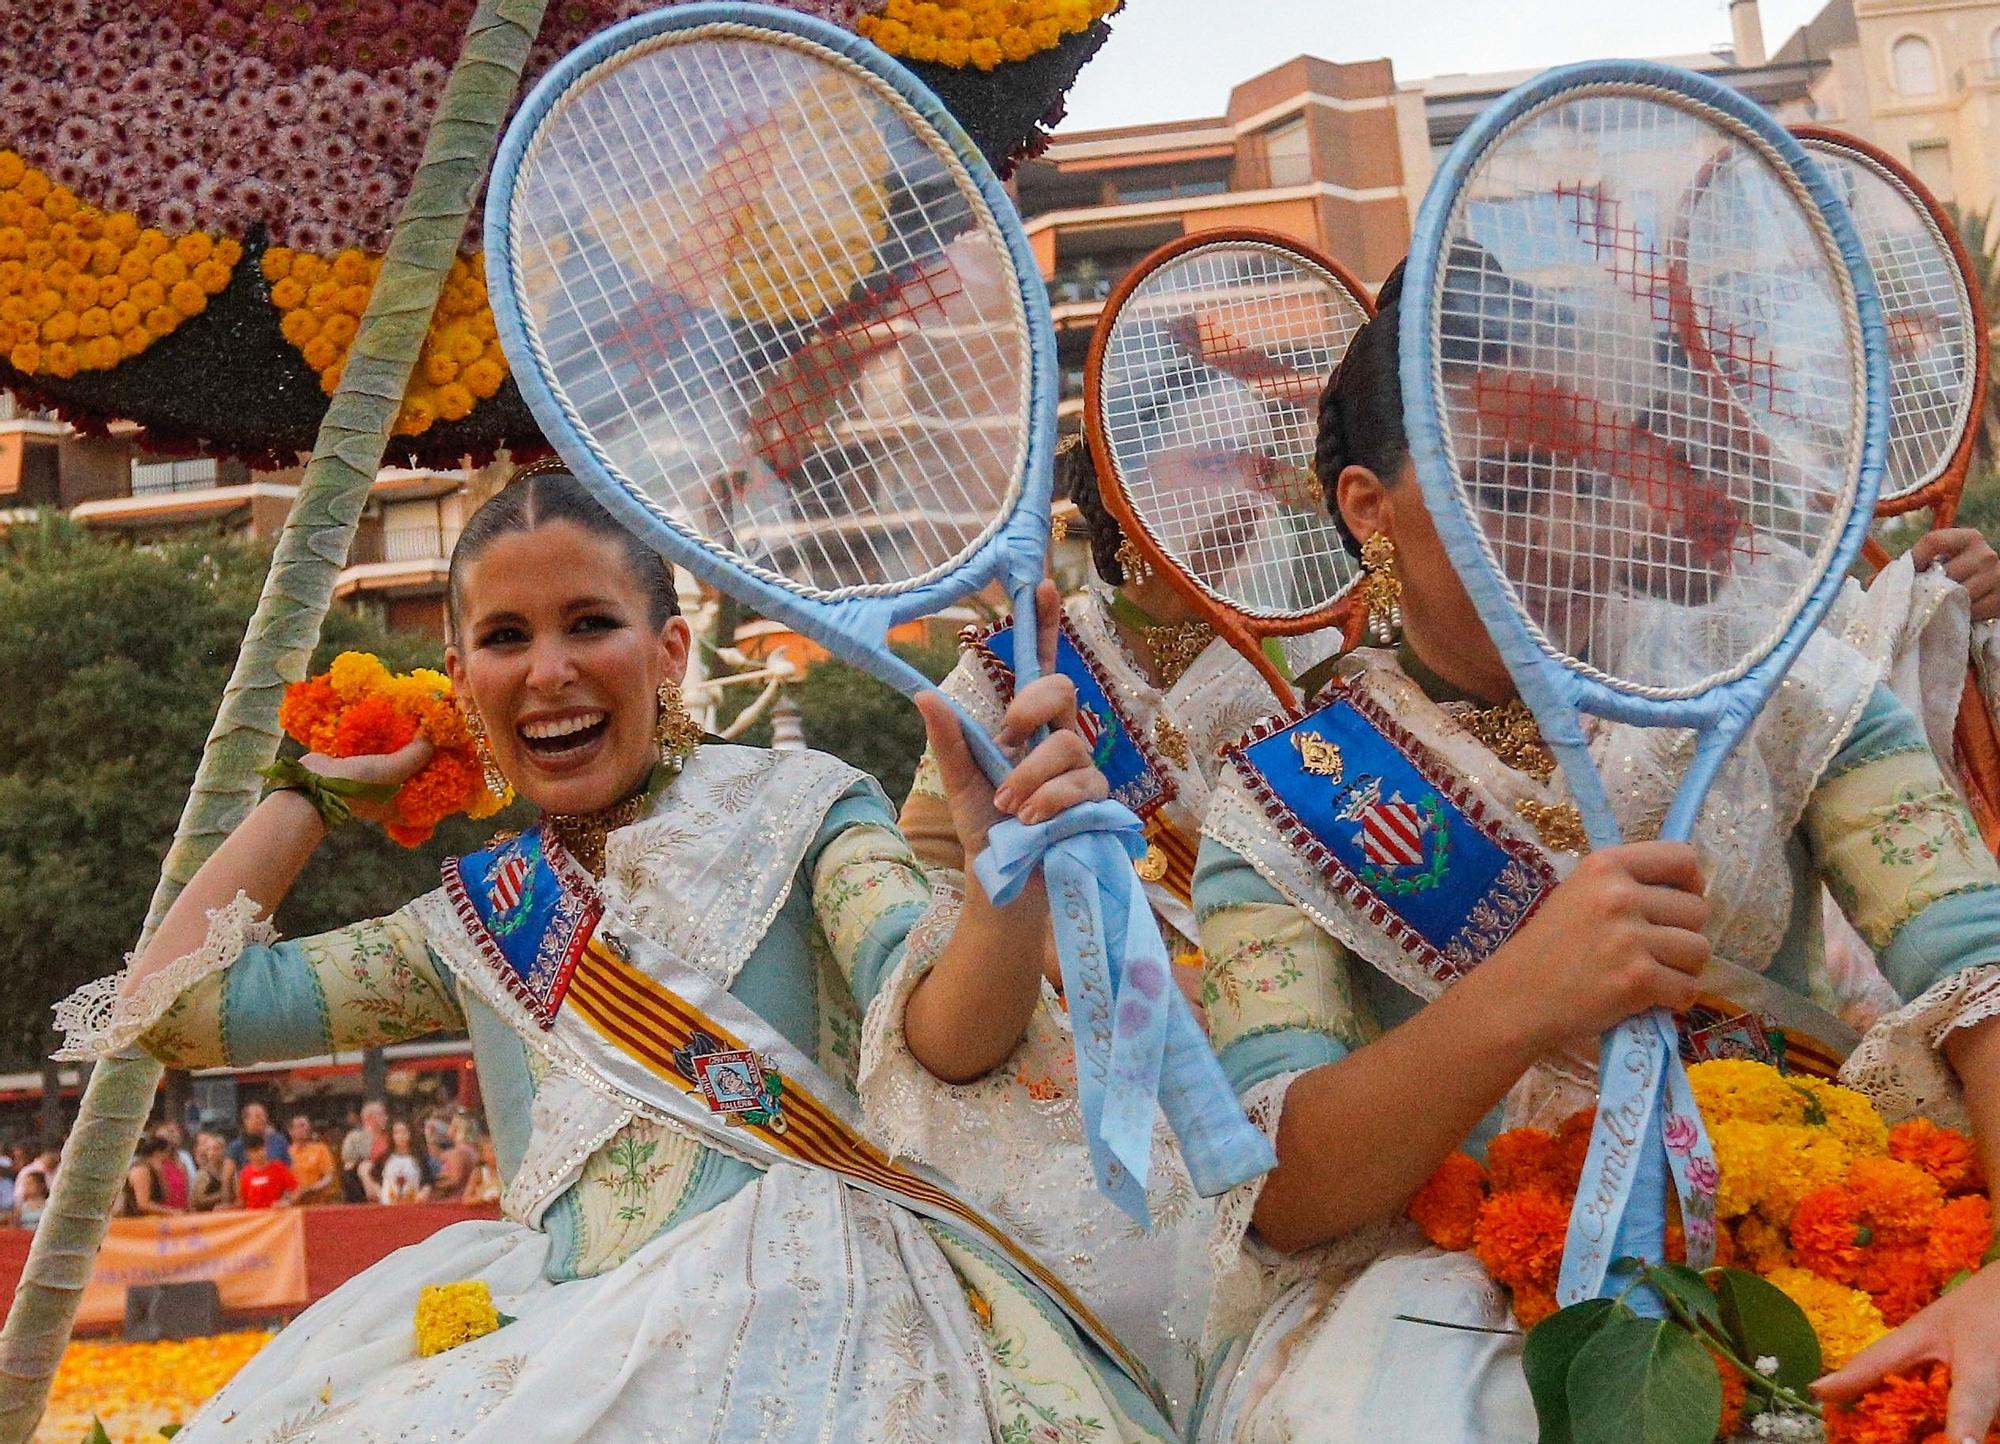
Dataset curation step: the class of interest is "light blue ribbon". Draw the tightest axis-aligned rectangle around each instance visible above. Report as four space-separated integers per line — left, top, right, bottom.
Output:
976 800 1277 1224
1558 1010 1717 1314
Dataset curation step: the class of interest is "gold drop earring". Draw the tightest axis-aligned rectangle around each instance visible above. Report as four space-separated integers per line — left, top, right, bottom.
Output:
465 706 508 797
1359 533 1403 645
655 681 703 770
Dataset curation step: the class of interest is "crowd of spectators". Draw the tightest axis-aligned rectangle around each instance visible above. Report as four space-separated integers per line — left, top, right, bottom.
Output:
0 1096 499 1227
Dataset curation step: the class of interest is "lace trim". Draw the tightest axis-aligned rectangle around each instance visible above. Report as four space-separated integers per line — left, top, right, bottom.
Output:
52 892 276 1061
856 882 970 1167
1840 961 2000 1129
1202 1070 1405 1350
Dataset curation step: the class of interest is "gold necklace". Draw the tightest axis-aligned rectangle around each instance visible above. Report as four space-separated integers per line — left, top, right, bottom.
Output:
1108 594 1212 688
1449 697 1557 783
545 792 647 878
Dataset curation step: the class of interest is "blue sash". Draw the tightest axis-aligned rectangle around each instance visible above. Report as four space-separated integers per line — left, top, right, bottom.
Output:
1222 680 1556 984
441 826 603 1028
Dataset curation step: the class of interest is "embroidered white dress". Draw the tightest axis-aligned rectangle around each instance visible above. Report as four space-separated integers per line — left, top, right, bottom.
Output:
873 590 1320 1421
57 746 1174 1444
1189 642 2000 1444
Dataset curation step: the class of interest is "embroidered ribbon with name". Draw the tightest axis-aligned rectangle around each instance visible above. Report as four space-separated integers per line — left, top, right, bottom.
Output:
562 932 1168 1413
441 826 601 1028
1223 679 1557 983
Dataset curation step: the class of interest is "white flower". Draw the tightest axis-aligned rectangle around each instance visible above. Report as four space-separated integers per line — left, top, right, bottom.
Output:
1755 1355 1780 1377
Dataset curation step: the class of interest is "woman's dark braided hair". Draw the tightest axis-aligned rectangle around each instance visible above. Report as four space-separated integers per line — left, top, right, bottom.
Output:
1059 432 1134 587
1314 260 1410 558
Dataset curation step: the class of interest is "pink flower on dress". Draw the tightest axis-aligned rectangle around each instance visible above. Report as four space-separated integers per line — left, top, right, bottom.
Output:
1687 1154 1720 1194
1663 1112 1699 1155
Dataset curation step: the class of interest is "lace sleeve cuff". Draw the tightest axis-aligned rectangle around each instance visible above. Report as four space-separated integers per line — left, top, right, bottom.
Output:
51 893 275 1061
1840 961 2000 1128
856 881 968 1168
1203 1069 1409 1349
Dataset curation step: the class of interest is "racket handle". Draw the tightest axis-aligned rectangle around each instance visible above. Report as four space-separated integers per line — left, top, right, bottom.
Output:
872 647 1016 787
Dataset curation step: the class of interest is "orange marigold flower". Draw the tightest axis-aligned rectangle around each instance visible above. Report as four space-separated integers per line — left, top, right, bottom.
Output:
278 675 341 753
1473 1188 1568 1293
1823 1365 1947 1444
1846 1156 1945 1246
1511 1284 1559 1329
385 820 433 848
331 694 420 757
1708 1349 1746 1440
1734 1210 1792 1273
1926 1194 1992 1284
1791 1185 1866 1285
1854 1241 1935 1326
1485 1128 1558 1195
1408 1151 1486 1253
1888 1118 1985 1197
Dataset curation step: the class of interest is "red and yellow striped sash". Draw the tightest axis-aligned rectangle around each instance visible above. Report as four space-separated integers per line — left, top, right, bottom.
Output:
564 937 1162 1405
1141 812 1199 908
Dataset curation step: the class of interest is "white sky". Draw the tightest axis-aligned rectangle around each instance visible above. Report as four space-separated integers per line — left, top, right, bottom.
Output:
1059 0 1831 130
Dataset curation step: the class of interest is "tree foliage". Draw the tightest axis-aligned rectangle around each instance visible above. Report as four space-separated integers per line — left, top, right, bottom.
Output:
0 518 498 1070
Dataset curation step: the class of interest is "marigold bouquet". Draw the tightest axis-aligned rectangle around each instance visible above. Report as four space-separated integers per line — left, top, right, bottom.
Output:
1408 1060 1996 1443
277 651 508 847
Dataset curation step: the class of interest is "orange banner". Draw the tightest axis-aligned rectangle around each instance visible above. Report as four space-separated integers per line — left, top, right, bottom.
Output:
78 1210 307 1327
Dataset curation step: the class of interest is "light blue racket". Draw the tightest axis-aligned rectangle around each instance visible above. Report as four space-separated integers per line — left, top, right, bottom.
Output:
1399 61 1888 1306
484 2 1273 1220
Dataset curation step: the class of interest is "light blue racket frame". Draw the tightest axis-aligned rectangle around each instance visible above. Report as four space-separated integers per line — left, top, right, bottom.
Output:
485 1 1058 783
1401 59 1889 1299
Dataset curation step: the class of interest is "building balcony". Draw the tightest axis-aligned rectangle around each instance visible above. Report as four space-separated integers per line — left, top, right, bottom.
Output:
71 463 294 531
337 523 454 598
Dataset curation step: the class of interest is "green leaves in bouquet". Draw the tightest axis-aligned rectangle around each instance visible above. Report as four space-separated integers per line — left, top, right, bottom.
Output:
1523 1260 1823 1444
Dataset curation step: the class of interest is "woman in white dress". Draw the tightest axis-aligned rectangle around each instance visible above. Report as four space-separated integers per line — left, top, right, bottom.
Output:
55 464 1179 1444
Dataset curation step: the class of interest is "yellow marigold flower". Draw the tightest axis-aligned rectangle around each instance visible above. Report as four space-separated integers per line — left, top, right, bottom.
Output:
192 258 231 292
0 194 20 226
116 250 151 285
413 1281 501 1357
423 351 460 387
462 356 505 397
262 246 294 282
175 232 213 266
17 169 48 203
75 305 110 339
320 313 358 348
1795 1077 1889 1157
60 236 91 269
1764 1267 1886 1369
118 327 148 359
80 334 117 369
107 299 139 333
270 276 307 310
42 340 77 377
169 279 206 316
1689 1060 1807 1128
394 394 437 435
21 239 51 269
1710 1119 1849 1223
1000 25 1037 60
24 287 59 322
906 30 940 60
101 211 137 245
290 251 325 285
216 236 243 268
9 339 38 372
339 282 371 315
41 186 76 221
89 239 121 276
302 334 341 372
143 304 179 336
39 309 76 343
0 151 23 188
434 380 476 421
45 258 75 288
151 252 189 287
331 249 371 287
129 277 165 313
280 308 320 346
328 651 392 702
97 275 127 307
64 275 99 310
135 227 168 259
1733 1211 1792 1272
304 278 341 312
936 36 971 64
445 327 483 365
18 207 47 240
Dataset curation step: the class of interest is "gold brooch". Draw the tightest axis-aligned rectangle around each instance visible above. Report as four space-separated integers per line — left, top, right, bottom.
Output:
1452 698 1556 783
1153 715 1191 768
1518 799 1588 854
1293 731 1344 781
1134 845 1169 882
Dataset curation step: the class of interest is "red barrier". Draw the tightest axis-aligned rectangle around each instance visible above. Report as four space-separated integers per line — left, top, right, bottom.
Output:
0 1202 501 1332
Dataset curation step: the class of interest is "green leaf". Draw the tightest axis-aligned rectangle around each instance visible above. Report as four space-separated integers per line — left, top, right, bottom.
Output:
1713 1268 1821 1392
80 1419 112 1444
1982 1236 2000 1267
1646 1263 1722 1334
1567 1316 1722 1444
1523 1298 1617 1444
160 1426 182 1439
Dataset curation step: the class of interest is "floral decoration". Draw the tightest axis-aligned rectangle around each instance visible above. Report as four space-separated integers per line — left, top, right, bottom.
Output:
36 1330 272 1444
859 0 1121 70
1409 1060 1997 1442
412 1279 503 1357
0 150 238 379
278 649 509 846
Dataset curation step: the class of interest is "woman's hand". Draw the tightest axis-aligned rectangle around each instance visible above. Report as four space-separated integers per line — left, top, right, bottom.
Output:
1472 842 1711 1052
1815 1264 2000 1441
1913 528 2000 624
298 739 434 824
913 580 1107 860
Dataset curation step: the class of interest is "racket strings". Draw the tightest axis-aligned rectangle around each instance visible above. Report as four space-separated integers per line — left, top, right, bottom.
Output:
1431 89 1865 698
510 27 1032 601
1097 245 1366 619
1805 141 1978 505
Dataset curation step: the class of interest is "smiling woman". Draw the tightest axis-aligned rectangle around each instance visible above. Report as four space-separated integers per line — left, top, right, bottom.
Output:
49 461 1170 1444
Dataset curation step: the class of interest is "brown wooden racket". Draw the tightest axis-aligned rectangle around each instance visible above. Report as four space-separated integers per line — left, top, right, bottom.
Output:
1084 228 1374 706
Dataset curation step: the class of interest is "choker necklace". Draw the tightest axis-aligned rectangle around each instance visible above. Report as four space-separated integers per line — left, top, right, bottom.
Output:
1108 594 1213 689
545 790 648 878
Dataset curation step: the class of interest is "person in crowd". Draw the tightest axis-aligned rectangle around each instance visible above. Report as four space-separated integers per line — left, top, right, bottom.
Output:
1189 263 2000 1443
155 1117 197 1184
15 1140 58 1200
339 1098 390 1204
464 1123 501 1206
0 1152 15 1219
150 1122 191 1211
365 1119 430 1205
236 1132 298 1210
14 1169 48 1230
189 1128 237 1213
428 1113 479 1202
227 1101 289 1168
286 1115 339 1205
51 464 1169 1441
119 1135 183 1218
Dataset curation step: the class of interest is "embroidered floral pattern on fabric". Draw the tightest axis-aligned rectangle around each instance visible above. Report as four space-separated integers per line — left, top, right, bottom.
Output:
1842 961 2000 1129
